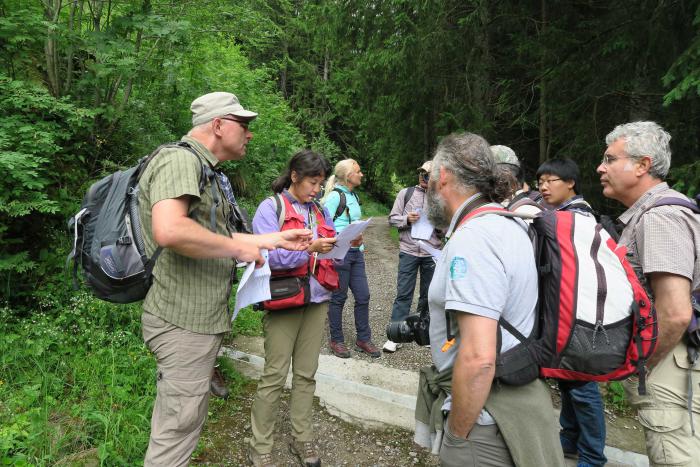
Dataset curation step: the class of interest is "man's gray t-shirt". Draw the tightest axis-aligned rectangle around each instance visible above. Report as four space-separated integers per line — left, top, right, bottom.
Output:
428 204 538 423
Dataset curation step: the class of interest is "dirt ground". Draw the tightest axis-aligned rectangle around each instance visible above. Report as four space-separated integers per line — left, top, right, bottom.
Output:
194 215 645 466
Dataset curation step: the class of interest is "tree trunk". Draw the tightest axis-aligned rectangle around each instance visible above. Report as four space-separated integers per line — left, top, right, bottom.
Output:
42 0 62 97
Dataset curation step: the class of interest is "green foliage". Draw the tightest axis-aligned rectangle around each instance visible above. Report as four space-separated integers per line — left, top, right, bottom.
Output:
0 295 154 465
602 382 630 414
356 188 391 218
669 160 700 198
0 75 94 302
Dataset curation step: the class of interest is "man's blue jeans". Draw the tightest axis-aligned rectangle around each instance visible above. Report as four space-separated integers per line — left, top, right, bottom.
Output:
328 248 371 343
390 252 435 322
559 381 607 467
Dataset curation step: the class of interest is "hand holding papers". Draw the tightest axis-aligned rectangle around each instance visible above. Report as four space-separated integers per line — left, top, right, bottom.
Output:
411 209 434 240
233 249 271 319
318 218 372 260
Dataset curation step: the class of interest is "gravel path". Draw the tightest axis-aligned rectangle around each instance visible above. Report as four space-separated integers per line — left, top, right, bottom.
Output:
321 215 433 371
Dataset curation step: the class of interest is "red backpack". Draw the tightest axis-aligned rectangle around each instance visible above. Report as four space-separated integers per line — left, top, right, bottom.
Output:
261 192 339 311
457 205 657 394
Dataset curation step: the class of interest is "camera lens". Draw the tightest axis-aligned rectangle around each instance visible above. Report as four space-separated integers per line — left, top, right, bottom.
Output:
386 320 415 343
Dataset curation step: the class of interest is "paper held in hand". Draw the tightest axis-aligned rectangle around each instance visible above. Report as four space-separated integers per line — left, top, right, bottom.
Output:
317 218 372 260
233 249 271 319
411 209 434 240
417 240 442 261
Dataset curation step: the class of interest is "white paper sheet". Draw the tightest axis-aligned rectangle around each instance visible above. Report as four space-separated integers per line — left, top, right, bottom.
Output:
317 218 372 260
417 240 442 261
233 249 271 319
411 209 435 240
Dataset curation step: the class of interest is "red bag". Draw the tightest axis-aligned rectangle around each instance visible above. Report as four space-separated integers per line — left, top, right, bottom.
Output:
263 273 310 311
312 221 339 291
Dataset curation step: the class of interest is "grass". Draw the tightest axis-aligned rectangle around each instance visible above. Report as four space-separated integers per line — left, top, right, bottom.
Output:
0 295 155 465
356 188 391 218
0 292 260 466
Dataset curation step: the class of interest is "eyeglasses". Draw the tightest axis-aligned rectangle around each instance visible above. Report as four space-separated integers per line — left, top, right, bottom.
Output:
536 177 562 187
219 116 250 131
600 153 629 166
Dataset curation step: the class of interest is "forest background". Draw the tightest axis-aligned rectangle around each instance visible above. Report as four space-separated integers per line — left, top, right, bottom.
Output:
2 0 700 464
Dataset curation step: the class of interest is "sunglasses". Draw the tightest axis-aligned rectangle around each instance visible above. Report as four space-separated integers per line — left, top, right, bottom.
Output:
219 116 250 130
420 172 430 182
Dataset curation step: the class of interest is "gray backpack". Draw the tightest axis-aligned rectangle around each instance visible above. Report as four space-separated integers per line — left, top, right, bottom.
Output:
67 141 219 303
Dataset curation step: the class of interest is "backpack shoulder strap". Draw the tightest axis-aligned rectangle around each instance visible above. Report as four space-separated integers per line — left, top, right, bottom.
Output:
508 197 542 213
402 186 416 214
650 196 700 214
332 188 348 222
146 141 220 232
270 193 285 230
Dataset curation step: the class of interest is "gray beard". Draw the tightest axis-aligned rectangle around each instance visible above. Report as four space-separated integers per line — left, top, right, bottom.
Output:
426 188 450 230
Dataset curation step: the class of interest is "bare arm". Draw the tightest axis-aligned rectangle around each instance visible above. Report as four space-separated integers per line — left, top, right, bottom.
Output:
448 312 498 438
152 197 311 265
648 272 693 367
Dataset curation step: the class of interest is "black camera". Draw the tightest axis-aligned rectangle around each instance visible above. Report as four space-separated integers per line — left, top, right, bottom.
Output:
386 314 431 346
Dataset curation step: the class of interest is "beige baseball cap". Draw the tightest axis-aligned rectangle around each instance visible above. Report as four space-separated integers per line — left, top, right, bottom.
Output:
191 92 258 126
417 161 432 172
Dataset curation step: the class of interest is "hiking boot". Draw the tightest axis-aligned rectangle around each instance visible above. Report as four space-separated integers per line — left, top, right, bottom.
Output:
289 440 321 467
247 445 277 467
329 340 351 358
210 367 229 399
382 339 403 353
355 340 381 358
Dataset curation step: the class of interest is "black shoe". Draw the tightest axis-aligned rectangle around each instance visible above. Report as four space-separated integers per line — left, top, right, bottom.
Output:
210 367 229 399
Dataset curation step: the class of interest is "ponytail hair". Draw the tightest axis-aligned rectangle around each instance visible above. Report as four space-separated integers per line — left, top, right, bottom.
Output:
321 175 338 203
271 149 330 194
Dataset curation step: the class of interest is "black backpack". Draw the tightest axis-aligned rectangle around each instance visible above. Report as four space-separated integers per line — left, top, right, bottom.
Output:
66 141 222 304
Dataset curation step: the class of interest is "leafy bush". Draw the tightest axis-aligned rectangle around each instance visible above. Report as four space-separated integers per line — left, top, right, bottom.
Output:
0 76 94 305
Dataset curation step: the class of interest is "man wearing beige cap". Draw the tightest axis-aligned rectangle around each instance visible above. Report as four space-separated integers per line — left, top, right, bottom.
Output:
137 91 311 467
384 160 442 352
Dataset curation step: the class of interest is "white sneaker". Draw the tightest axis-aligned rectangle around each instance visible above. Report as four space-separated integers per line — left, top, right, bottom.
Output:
383 340 398 352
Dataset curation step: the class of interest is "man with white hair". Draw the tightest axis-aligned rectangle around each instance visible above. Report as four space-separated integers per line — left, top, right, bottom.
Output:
138 92 311 466
421 132 563 466
598 121 700 466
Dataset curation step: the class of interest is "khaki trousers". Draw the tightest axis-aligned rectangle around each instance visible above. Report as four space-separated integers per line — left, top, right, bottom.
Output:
624 341 700 466
440 422 515 467
141 311 223 467
249 302 327 455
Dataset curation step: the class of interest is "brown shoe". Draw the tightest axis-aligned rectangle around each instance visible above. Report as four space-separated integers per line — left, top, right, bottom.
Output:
247 445 277 467
355 340 381 358
329 340 351 358
289 440 321 467
210 367 229 399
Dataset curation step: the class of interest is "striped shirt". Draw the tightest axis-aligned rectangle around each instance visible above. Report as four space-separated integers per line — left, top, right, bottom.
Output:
618 182 700 296
138 136 235 334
